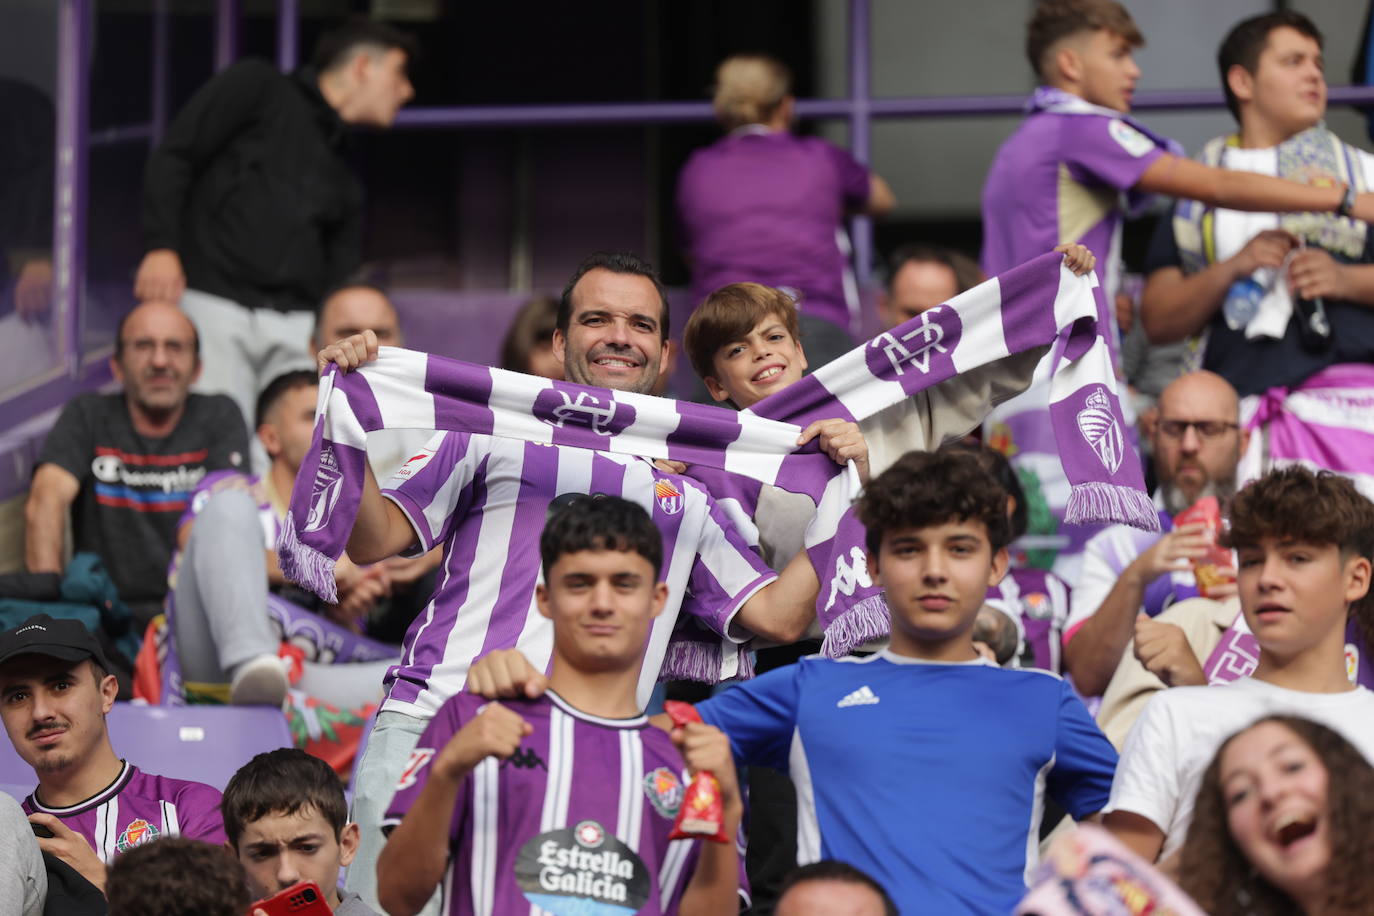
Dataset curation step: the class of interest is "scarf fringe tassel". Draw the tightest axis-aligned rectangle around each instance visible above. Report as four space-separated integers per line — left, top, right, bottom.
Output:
821 594 891 658
1065 482 1160 532
278 514 340 605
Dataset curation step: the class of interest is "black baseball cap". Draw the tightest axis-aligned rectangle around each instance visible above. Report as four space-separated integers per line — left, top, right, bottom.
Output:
0 614 113 673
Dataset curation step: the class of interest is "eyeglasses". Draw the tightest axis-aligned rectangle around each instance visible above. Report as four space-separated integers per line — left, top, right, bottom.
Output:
1157 419 1239 440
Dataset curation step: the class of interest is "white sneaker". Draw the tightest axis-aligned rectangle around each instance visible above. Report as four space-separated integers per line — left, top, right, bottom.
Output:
229 654 288 708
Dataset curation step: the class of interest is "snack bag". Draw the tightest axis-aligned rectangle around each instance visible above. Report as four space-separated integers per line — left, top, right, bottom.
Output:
1174 496 1234 598
663 700 729 843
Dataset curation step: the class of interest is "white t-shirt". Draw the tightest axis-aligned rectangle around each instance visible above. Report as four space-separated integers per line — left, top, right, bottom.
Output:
1106 676 1374 859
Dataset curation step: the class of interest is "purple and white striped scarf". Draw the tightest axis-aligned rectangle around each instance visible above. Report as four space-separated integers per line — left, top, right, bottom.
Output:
280 253 1158 655
1238 363 1374 501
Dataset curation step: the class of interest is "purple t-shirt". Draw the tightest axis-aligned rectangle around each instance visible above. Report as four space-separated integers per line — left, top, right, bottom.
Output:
677 129 871 328
981 110 1165 287
383 691 706 916
380 433 776 718
22 761 225 860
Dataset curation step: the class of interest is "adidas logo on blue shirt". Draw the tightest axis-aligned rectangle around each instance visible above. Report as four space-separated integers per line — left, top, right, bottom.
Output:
837 685 880 708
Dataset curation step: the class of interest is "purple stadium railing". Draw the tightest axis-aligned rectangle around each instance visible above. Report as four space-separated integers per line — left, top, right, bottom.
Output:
10 0 1374 473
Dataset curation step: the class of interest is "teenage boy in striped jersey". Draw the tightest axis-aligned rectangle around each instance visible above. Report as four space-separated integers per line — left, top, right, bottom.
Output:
376 495 740 916
467 452 1119 915
0 614 224 894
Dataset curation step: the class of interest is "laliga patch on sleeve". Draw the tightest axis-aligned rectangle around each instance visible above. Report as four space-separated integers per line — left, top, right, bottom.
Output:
516 820 651 915
1108 118 1155 158
395 747 436 790
392 446 436 481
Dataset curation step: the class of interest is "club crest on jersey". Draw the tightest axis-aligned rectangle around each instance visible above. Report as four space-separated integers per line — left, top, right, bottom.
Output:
304 447 343 533
115 818 160 853
654 479 683 515
395 747 436 791
1076 386 1124 475
515 820 651 915
533 387 635 438
643 767 684 819
1022 592 1051 620
864 305 962 394
1347 643 1360 683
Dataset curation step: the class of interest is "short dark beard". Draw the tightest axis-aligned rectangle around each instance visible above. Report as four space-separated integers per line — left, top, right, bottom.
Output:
31 751 74 774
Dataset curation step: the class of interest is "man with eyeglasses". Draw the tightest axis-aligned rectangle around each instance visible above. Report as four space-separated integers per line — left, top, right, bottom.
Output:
1062 370 1249 697
25 301 249 637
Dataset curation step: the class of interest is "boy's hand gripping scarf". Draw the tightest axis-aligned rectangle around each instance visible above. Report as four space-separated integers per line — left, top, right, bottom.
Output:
280 253 1158 660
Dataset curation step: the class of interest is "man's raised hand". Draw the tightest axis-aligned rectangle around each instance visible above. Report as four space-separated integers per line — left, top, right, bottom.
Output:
797 418 870 484
316 329 380 375
670 722 742 816
465 648 548 700
1054 242 1097 277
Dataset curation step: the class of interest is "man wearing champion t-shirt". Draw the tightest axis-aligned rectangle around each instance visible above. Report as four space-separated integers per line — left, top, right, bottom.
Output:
0 614 224 894
377 496 740 916
321 251 840 911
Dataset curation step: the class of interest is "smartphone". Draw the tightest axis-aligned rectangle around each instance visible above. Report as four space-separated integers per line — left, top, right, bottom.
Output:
250 882 332 916
31 823 54 839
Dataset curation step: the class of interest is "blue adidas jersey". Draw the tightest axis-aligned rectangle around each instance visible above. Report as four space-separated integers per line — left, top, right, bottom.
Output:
697 650 1117 915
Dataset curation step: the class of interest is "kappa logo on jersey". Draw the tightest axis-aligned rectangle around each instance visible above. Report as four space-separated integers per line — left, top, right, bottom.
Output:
837 685 880 708
503 747 548 771
395 747 436 791
533 387 636 437
643 766 684 819
1076 386 1124 475
115 818 160 853
392 446 436 481
864 305 962 395
1108 118 1155 158
824 546 873 612
654 479 684 516
304 447 344 533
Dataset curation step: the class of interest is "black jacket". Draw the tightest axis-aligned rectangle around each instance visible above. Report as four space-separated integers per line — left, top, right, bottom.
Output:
141 60 362 312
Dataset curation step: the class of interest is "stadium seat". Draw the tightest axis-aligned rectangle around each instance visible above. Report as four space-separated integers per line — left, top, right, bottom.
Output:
0 702 293 793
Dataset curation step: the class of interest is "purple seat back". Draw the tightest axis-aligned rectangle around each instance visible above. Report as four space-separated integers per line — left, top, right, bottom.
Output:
0 703 293 792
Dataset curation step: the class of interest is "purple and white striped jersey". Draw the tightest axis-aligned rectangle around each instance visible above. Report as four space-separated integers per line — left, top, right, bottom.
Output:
21 761 224 860
986 566 1071 673
383 691 708 916
380 433 776 717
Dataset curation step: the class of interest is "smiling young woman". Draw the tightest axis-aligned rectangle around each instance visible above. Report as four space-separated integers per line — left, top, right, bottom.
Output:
1178 715 1374 916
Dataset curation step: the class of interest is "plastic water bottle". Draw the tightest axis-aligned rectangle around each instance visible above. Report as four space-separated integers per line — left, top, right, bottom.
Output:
1223 276 1264 330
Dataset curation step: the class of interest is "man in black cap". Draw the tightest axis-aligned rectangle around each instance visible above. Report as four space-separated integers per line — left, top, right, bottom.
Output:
0 614 225 893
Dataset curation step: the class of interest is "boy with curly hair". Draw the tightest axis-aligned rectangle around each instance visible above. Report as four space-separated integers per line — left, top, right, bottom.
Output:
1105 466 1374 864
688 449 1117 914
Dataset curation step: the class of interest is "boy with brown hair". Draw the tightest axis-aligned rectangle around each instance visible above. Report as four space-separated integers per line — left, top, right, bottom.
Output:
1105 466 1374 863
221 748 374 914
682 245 1097 482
